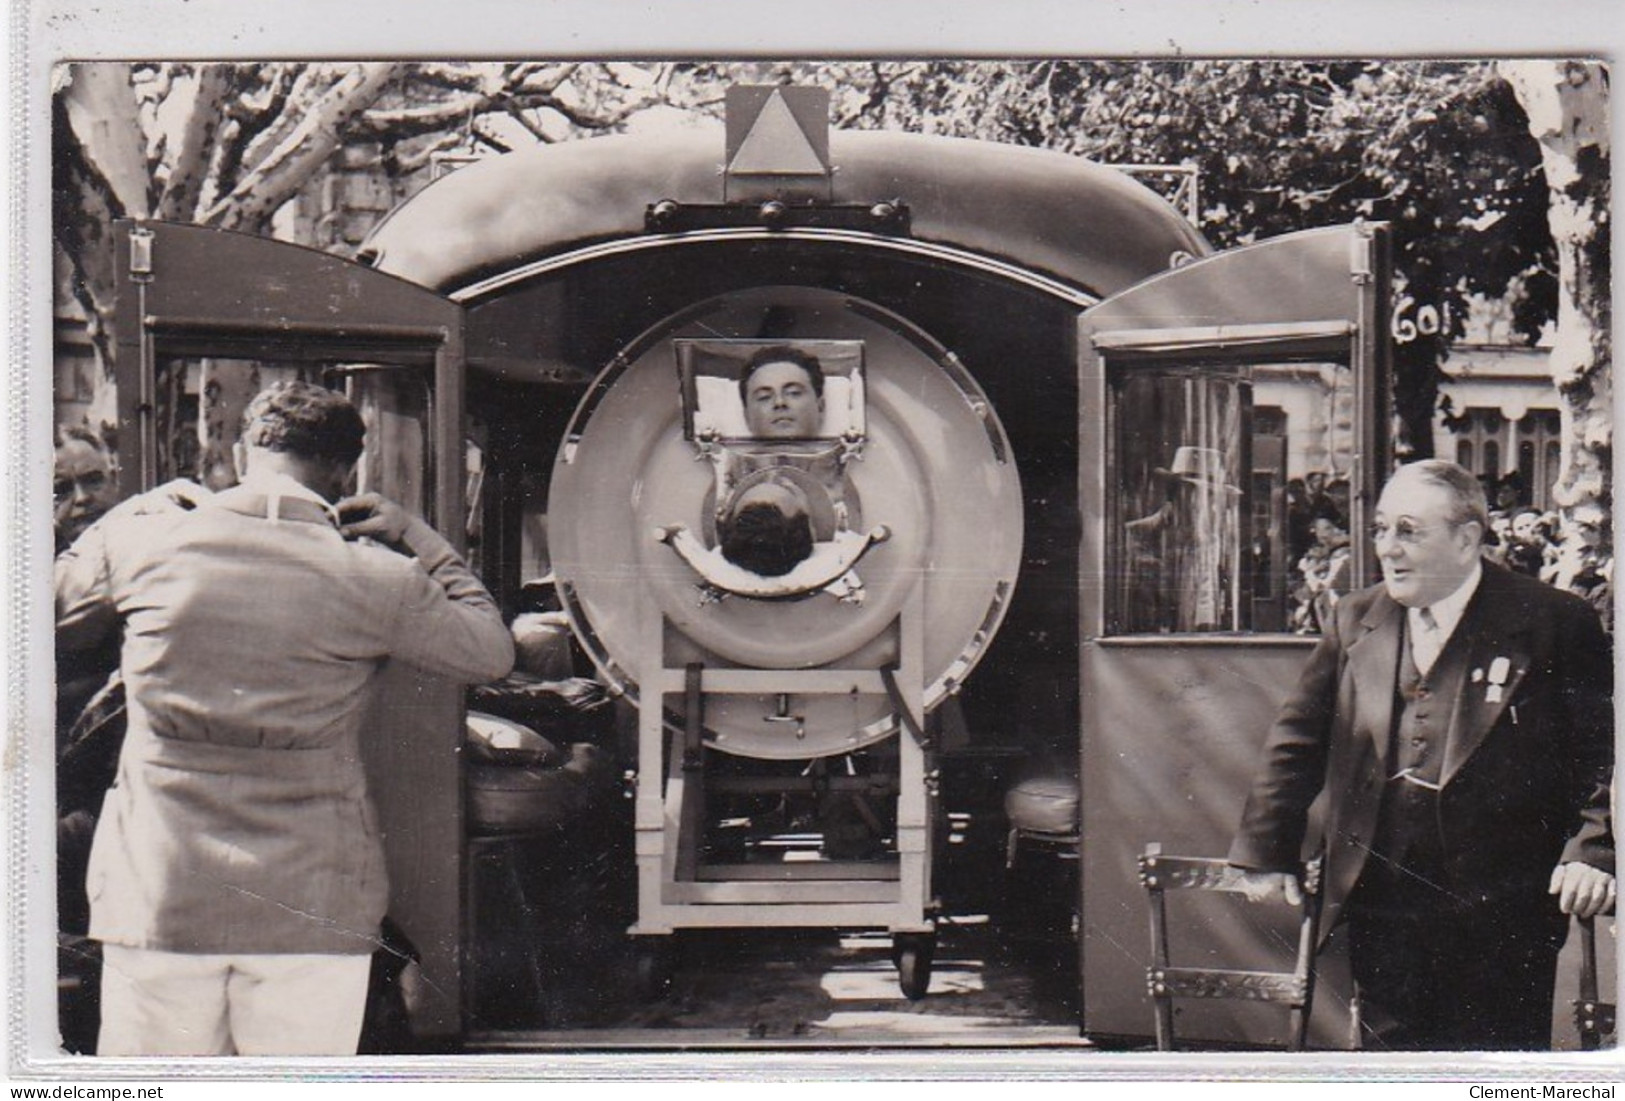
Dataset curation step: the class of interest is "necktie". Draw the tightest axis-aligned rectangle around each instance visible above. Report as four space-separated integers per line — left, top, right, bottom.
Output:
1413 606 1441 676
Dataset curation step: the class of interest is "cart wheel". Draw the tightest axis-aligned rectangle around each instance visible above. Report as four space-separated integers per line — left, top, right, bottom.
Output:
892 932 935 1001
633 938 677 1001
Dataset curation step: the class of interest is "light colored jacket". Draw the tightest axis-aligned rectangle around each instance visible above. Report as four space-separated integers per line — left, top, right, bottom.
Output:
56 480 514 954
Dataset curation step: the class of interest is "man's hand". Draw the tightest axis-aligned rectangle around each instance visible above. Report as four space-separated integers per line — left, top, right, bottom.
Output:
1233 869 1304 907
336 492 412 546
1550 862 1617 919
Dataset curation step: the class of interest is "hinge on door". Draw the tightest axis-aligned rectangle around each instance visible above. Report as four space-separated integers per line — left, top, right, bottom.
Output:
1348 223 1373 287
128 226 155 283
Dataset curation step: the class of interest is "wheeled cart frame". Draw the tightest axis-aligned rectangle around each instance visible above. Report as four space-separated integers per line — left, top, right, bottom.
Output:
628 589 938 999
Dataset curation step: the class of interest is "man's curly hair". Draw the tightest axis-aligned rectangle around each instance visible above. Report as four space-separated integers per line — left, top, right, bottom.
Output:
240 381 366 467
719 499 815 577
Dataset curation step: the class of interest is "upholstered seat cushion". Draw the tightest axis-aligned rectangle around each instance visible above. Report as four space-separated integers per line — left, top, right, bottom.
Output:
1004 774 1080 835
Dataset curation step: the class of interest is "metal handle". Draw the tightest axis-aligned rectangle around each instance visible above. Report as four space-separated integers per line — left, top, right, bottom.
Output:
763 694 806 740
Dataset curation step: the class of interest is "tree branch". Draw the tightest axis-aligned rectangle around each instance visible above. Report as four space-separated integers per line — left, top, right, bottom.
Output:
232 65 351 183
503 103 551 143
389 131 470 176
357 93 489 137
357 80 658 141
156 63 235 220
203 62 403 232
510 62 579 95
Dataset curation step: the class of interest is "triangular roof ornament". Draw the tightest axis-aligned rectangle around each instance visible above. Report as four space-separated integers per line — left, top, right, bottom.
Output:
724 86 832 202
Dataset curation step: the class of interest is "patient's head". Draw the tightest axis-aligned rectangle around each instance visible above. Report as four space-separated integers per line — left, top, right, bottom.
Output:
718 478 816 576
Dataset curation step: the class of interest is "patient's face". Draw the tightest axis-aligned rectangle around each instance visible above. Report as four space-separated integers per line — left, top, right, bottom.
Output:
742 361 823 439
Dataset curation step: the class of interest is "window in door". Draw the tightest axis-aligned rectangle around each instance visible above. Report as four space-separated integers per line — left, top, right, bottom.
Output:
1107 358 1355 635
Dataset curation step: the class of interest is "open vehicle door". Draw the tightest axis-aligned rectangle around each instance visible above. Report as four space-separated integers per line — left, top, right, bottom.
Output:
1075 224 1391 1048
110 220 472 1039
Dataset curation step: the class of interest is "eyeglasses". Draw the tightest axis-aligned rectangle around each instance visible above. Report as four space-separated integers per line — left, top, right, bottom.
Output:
1368 518 1439 545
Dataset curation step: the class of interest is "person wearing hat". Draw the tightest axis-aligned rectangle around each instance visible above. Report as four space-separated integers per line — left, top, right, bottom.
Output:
1126 445 1241 631
56 380 514 1055
1229 459 1613 1050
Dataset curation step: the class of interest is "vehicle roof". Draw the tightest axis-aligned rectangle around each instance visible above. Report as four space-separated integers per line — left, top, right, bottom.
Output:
361 126 1210 300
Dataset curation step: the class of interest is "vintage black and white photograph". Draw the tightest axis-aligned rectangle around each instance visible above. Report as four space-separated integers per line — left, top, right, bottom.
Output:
10 7 1618 1081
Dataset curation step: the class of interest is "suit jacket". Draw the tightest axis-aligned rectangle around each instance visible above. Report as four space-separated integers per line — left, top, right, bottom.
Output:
1229 562 1613 940
56 480 515 954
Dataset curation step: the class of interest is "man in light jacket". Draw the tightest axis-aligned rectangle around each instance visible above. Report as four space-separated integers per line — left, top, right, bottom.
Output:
56 381 514 1056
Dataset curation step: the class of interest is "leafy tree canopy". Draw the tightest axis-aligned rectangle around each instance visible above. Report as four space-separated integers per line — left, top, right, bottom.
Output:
56 59 1565 454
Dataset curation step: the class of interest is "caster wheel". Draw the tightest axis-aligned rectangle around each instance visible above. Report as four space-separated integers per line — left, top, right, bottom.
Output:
633 939 677 1000
892 931 935 1001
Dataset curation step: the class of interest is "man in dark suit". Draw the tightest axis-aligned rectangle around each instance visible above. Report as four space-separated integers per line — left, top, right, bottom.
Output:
1229 459 1614 1051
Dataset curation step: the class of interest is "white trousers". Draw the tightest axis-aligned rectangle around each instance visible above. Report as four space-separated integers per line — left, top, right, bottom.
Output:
97 945 371 1056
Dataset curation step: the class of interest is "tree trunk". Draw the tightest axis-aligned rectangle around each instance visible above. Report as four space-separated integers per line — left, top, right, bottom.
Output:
1501 61 1612 520
197 359 263 490
54 63 150 436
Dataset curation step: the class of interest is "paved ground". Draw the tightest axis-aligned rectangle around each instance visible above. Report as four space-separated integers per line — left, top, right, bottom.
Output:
470 921 1087 1051
451 758 1618 1055
462 796 1089 1050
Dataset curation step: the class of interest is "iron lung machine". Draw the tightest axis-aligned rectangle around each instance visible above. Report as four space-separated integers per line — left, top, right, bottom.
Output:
547 285 1023 994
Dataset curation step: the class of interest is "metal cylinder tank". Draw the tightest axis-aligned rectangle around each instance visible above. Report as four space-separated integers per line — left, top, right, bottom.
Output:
548 284 1023 760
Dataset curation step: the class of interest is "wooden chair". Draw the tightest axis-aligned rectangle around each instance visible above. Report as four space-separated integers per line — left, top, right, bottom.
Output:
1137 842 1323 1051
1575 914 1617 1051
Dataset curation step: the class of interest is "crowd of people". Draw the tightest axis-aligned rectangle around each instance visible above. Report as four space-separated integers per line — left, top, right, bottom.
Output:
1287 471 1354 633
1483 498 1614 635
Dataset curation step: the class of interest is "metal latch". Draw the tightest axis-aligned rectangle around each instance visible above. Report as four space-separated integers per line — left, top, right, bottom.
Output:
128 226 155 282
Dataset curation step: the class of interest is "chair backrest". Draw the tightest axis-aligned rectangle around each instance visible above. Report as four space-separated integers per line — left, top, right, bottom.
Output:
1137 842 1323 1051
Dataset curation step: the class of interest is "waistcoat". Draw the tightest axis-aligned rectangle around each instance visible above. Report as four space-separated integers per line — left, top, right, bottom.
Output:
1366 622 1473 884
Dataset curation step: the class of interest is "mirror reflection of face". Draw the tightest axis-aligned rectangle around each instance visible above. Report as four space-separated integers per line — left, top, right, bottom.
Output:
742 360 824 439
